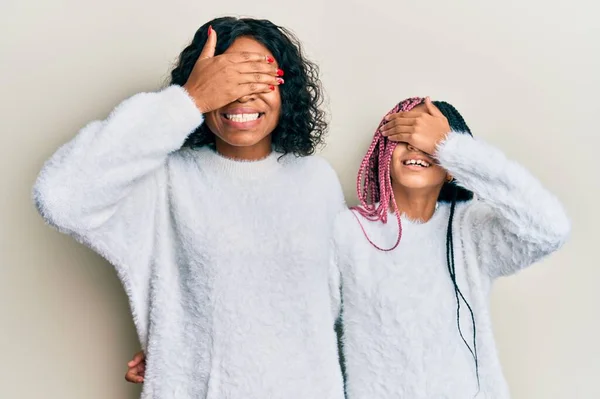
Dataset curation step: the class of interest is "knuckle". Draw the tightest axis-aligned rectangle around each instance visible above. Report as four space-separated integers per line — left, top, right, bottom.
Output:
215 57 226 67
250 83 257 91
254 73 262 82
241 52 251 60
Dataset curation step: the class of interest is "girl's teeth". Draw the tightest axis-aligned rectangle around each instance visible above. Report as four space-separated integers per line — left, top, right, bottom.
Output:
226 113 260 122
404 159 430 167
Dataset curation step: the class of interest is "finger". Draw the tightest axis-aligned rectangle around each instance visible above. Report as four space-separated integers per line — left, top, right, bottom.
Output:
128 351 145 367
386 133 413 143
388 110 427 120
125 370 143 384
380 118 417 133
381 125 415 136
236 62 281 76
424 97 444 117
238 72 283 86
126 369 139 379
199 25 217 60
237 83 279 97
227 51 277 64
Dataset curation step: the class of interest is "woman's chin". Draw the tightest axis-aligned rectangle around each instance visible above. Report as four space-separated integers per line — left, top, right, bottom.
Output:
217 132 270 148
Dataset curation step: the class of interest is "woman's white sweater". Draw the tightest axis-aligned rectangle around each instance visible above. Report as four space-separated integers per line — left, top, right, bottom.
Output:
33 86 347 399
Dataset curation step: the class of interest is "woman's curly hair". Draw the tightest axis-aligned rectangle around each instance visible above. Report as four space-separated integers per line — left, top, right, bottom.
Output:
170 17 327 157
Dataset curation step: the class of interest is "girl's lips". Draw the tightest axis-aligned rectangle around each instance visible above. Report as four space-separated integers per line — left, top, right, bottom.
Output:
400 161 431 172
402 163 430 171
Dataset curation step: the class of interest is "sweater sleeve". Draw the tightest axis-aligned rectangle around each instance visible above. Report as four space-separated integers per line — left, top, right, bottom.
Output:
435 132 571 279
33 85 204 269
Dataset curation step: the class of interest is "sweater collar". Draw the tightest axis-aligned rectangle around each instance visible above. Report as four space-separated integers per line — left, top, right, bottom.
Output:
194 146 285 180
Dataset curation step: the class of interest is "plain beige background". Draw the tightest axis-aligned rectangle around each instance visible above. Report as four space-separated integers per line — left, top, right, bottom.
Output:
1 0 598 398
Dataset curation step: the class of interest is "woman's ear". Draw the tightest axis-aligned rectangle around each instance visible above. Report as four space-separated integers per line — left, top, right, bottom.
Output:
446 173 454 182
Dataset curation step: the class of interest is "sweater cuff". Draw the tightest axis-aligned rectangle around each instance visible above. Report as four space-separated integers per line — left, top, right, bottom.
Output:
435 131 473 163
159 85 205 138
434 131 506 178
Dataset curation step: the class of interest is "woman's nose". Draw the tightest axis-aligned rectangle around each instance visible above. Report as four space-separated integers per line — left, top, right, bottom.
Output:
236 94 256 103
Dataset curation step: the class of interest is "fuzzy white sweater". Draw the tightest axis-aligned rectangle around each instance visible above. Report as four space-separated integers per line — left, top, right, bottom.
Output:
33 86 347 399
334 132 570 399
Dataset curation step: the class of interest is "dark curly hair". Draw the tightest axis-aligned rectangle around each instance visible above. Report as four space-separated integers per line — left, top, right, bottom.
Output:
170 17 327 157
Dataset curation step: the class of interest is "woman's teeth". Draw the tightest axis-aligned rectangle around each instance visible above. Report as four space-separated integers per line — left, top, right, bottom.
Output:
225 113 261 122
403 159 431 168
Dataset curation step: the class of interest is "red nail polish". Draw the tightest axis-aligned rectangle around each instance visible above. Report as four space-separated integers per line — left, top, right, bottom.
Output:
208 26 213 36
277 69 284 76
277 78 284 84
270 85 275 91
266 56 275 63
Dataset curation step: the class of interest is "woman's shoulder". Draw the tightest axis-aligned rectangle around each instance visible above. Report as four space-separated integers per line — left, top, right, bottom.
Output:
283 153 337 176
286 154 345 199
333 208 364 246
334 208 359 232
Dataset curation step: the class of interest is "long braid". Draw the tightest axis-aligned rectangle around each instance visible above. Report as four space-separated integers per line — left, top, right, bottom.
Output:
446 185 480 392
435 101 480 390
353 98 480 390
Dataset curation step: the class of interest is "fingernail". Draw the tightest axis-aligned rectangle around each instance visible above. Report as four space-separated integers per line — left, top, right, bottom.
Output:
276 78 284 84
276 69 284 76
270 85 275 91
266 56 275 63
208 26 213 36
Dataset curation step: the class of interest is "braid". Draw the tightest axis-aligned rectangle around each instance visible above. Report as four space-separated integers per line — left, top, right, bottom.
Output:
432 101 472 135
353 97 480 390
446 186 480 392
435 100 480 390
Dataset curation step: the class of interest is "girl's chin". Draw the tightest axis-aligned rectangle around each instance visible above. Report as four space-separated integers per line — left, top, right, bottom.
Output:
394 178 445 191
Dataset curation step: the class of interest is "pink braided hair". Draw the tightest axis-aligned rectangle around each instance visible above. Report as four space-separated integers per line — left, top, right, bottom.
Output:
351 97 425 251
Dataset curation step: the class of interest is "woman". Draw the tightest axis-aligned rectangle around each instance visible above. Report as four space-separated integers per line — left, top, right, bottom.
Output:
34 17 346 399
335 97 570 398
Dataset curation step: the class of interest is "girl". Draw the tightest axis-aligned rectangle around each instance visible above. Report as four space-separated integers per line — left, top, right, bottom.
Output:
335 97 570 398
34 18 346 399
